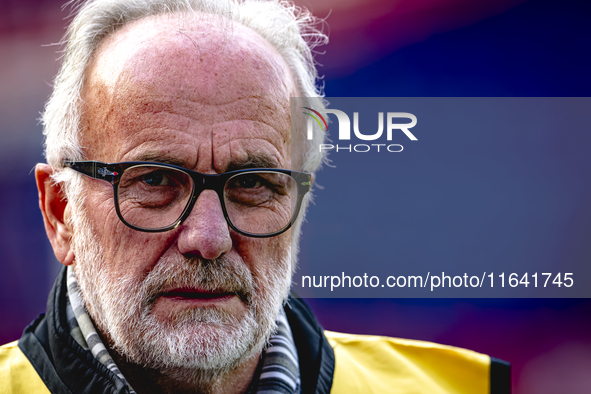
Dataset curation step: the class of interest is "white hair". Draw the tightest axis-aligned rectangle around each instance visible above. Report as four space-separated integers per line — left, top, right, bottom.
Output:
43 0 328 175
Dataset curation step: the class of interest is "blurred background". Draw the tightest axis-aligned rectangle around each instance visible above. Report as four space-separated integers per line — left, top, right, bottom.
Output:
2 0 591 392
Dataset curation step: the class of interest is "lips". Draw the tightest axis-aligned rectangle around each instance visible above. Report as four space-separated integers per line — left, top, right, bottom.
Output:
161 288 235 301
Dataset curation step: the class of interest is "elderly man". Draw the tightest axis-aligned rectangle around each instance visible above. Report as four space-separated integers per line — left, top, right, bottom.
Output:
0 0 508 393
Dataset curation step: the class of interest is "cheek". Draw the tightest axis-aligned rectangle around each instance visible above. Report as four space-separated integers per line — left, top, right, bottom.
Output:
109 232 175 277
80 182 176 277
232 231 291 276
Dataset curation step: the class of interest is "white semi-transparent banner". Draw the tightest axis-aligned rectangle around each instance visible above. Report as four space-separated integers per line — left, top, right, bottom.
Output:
291 97 590 298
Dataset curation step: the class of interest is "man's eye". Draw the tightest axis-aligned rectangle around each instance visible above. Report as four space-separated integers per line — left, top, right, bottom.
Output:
236 175 262 189
140 171 169 186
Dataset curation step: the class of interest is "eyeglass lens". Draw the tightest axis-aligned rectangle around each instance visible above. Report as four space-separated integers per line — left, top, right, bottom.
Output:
117 165 296 235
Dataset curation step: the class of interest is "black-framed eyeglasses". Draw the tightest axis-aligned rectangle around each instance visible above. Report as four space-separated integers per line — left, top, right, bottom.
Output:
63 161 312 238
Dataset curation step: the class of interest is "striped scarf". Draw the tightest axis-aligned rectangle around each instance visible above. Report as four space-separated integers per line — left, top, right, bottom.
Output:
65 266 301 394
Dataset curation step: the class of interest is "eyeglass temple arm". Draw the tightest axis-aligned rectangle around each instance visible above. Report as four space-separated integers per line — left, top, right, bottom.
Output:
293 172 313 195
63 161 118 181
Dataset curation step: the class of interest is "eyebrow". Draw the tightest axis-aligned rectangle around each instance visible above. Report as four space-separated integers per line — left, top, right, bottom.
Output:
131 153 188 168
129 153 280 172
225 156 280 172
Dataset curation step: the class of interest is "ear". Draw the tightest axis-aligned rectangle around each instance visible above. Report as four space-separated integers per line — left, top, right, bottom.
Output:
36 164 75 266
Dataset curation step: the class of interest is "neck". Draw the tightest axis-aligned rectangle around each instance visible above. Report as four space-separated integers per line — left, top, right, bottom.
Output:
114 353 261 394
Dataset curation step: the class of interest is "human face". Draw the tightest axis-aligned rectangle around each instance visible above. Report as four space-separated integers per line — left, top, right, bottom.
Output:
71 14 297 371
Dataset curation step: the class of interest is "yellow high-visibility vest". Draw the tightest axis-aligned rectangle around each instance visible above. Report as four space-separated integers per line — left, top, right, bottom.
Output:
326 331 493 393
2 334 501 394
0 341 50 394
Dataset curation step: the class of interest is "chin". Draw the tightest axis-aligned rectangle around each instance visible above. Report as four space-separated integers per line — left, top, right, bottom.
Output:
110 302 269 372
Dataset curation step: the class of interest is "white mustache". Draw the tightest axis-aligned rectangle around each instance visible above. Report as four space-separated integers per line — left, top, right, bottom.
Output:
140 256 255 307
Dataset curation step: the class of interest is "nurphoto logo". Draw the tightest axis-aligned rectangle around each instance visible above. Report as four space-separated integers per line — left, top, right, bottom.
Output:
303 107 418 153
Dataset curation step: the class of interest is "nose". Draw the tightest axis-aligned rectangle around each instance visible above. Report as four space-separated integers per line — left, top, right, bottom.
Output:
176 189 232 259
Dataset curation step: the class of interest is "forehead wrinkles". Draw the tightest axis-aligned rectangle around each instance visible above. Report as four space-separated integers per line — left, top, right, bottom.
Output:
109 88 290 130
81 13 295 162
82 82 292 168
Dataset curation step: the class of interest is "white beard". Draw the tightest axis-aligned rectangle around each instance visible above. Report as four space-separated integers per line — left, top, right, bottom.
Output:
69 205 292 380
